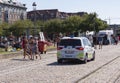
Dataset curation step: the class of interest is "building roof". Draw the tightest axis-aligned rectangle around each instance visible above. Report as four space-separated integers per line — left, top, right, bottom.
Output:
27 9 86 17
0 0 26 8
28 9 58 13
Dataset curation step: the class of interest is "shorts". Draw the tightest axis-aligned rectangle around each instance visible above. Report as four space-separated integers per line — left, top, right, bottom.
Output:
99 41 103 44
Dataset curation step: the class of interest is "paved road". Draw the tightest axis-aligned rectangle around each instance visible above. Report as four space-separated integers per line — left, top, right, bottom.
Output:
0 44 120 83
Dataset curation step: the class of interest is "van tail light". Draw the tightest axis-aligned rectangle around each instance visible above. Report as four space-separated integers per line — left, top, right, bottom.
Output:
76 47 84 50
57 46 63 50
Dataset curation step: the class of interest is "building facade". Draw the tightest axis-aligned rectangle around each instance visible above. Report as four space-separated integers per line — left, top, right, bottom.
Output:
27 9 87 21
0 0 27 24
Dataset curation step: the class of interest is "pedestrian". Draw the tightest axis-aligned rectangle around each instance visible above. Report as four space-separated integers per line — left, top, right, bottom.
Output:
22 36 30 59
113 36 118 45
111 35 115 45
55 36 60 47
93 35 97 49
88 34 93 46
38 37 48 54
98 36 103 49
29 36 35 60
43 43 47 54
34 37 41 59
38 38 44 54
4 37 9 51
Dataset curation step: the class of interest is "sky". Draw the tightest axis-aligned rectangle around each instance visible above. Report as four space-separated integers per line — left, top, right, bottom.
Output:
18 0 120 24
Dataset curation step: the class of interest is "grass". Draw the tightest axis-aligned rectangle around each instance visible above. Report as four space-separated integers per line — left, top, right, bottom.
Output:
0 48 21 55
0 48 12 54
0 48 5 52
47 45 56 50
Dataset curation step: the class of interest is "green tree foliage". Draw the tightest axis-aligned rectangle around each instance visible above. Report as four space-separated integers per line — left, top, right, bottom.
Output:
44 19 63 34
0 12 108 37
63 16 82 33
0 22 10 36
94 18 108 32
35 20 44 32
79 13 108 32
44 13 108 35
9 20 33 37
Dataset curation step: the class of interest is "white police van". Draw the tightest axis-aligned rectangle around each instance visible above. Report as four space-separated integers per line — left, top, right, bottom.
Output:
57 37 95 63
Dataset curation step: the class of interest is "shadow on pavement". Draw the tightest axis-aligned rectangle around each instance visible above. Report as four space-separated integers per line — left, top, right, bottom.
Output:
11 58 30 61
47 60 84 66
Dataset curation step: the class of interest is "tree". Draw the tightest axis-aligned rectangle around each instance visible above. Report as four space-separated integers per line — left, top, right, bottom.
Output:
35 20 44 32
0 22 10 36
9 20 33 37
94 18 108 32
79 13 108 33
63 15 82 33
44 19 63 34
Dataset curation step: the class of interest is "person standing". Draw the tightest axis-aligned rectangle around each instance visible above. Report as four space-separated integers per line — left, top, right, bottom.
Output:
55 36 60 47
98 36 103 49
88 35 93 46
93 35 97 49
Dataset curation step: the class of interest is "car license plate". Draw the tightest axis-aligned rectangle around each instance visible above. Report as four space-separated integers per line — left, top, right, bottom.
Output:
65 55 72 58
65 50 74 54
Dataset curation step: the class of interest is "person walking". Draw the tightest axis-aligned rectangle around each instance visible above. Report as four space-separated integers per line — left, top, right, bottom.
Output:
98 36 103 49
29 36 35 60
22 36 30 59
34 37 41 59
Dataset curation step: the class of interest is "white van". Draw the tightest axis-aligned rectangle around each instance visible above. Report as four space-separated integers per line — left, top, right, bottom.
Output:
57 37 95 63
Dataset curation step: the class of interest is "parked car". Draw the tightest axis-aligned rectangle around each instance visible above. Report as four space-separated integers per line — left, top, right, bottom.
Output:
57 37 95 64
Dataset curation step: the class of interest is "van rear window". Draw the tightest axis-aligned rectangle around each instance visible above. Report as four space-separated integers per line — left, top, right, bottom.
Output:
59 39 81 46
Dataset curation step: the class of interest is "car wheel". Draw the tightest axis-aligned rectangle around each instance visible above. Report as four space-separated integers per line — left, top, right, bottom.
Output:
91 52 95 61
83 55 88 64
58 59 62 64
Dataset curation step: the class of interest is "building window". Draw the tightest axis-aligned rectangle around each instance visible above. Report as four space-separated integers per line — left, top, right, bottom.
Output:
4 10 9 22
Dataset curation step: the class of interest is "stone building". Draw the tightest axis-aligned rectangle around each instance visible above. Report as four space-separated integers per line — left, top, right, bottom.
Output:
0 0 27 24
27 9 87 21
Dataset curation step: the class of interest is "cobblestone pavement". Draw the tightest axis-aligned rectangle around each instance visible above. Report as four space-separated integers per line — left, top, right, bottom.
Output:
0 44 120 83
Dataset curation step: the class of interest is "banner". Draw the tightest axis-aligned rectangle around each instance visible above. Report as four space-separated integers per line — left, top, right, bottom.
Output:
39 32 45 41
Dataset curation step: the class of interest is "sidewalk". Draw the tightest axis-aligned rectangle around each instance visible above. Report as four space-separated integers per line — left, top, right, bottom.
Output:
0 46 56 59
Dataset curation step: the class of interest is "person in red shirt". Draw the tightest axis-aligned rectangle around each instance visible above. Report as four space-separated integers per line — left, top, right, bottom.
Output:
22 36 30 59
38 37 49 54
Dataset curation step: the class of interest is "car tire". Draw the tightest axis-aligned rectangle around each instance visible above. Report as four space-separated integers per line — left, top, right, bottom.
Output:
91 52 95 61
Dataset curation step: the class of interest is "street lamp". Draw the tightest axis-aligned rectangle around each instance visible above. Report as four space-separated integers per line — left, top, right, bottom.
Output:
32 2 37 36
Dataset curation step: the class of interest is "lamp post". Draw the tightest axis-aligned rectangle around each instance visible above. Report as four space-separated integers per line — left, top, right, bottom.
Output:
32 2 37 36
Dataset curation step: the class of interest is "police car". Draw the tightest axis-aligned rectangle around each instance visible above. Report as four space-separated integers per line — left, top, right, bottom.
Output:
57 37 95 63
